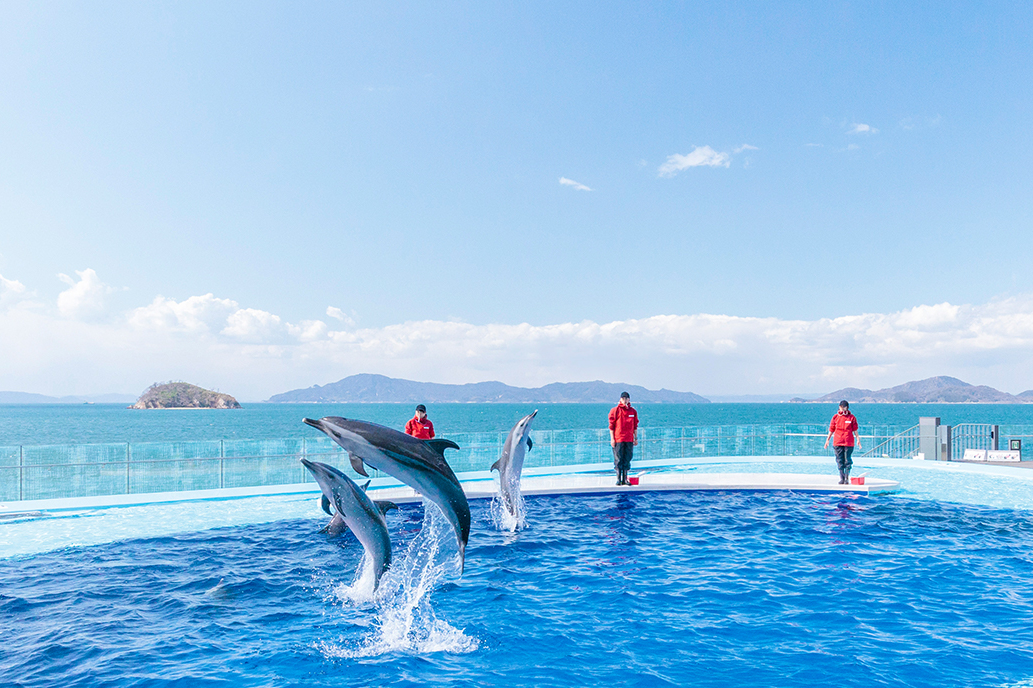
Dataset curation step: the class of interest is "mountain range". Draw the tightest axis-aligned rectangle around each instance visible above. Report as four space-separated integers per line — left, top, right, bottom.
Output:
267 374 710 403
803 376 1033 404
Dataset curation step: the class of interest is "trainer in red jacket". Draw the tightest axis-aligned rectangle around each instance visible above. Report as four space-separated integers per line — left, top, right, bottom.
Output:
823 400 860 485
608 392 639 486
405 404 435 440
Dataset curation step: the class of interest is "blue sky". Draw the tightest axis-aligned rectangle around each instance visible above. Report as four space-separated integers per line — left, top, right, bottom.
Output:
2 2 1033 399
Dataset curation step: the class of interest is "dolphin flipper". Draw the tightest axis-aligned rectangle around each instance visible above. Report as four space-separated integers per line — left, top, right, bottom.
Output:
321 494 334 516
490 459 501 472
526 436 533 451
375 500 398 514
349 452 370 477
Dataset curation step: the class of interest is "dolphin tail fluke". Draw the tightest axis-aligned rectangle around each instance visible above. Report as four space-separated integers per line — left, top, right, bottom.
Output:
348 452 370 477
375 500 398 514
425 438 461 457
489 459 500 472
320 494 334 516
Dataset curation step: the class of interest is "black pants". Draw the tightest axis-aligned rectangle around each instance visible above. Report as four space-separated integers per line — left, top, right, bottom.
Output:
834 445 854 481
613 442 634 482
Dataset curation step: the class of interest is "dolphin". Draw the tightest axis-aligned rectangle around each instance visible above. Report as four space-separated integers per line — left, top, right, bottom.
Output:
317 486 397 537
301 458 394 589
303 416 471 571
491 410 538 519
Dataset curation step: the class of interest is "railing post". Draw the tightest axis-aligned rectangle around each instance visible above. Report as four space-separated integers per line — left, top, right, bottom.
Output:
19 445 23 501
125 442 131 494
220 440 225 489
992 425 1000 451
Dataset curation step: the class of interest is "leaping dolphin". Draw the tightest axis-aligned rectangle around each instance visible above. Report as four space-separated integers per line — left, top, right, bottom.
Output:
303 416 471 572
491 410 537 520
301 458 394 589
317 485 397 538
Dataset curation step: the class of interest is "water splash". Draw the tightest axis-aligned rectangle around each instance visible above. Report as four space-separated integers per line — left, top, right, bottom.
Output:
321 501 477 657
490 477 527 532
332 553 377 606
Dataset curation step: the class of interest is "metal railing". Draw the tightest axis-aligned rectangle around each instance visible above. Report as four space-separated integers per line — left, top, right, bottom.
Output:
860 425 920 459
0 423 972 503
951 424 996 459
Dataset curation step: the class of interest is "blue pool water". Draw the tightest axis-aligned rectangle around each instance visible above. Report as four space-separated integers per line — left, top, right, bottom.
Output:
4 489 1033 687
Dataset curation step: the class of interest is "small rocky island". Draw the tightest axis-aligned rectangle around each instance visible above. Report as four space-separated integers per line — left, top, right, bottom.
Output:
130 382 242 409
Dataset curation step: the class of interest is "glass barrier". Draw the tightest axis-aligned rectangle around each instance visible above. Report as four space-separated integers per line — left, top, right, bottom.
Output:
2 423 998 502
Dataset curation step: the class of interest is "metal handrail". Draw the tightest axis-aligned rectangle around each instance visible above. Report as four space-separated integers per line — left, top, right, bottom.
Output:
860 424 919 458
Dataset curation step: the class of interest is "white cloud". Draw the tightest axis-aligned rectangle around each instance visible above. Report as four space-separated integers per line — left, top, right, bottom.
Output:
733 144 759 154
56 269 115 320
559 177 592 192
128 294 239 333
326 306 356 326
900 115 942 131
658 146 731 177
9 272 1033 399
847 123 878 135
221 308 289 343
0 273 27 305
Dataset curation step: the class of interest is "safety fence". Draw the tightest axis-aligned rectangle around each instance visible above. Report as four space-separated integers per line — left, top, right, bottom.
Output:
2 423 1030 502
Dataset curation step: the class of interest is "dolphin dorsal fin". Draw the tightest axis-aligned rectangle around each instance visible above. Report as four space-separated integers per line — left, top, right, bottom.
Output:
320 494 334 516
425 438 461 457
348 452 369 477
375 500 398 515
490 459 501 472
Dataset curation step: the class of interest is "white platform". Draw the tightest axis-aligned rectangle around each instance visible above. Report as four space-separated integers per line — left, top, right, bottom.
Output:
365 471 899 505
0 460 899 515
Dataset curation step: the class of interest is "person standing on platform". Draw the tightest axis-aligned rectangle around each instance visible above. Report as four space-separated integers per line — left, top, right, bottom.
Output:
824 400 860 484
405 404 435 439
609 392 639 486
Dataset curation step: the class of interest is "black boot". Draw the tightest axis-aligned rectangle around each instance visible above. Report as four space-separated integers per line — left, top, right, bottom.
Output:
843 469 851 485
838 468 846 485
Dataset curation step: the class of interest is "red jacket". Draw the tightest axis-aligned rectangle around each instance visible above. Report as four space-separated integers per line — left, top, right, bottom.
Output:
608 404 639 443
829 412 858 447
405 416 435 439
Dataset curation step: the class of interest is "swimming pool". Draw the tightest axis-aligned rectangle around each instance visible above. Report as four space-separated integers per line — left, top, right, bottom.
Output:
4 459 1033 687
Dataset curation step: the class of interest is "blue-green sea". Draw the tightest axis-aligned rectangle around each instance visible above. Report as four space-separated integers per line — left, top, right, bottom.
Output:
4 402 1033 446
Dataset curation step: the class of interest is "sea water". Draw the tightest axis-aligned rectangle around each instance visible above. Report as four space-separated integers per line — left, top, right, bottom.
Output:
4 402 1033 445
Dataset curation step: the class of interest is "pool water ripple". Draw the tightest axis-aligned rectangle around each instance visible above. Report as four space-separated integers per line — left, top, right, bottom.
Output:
4 491 1033 686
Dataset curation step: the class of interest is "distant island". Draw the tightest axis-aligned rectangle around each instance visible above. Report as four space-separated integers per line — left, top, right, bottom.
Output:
800 376 1033 404
267 374 710 404
131 382 242 409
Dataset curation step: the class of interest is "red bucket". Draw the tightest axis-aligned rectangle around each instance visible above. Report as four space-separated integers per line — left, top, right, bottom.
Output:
628 476 640 486
850 476 865 485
